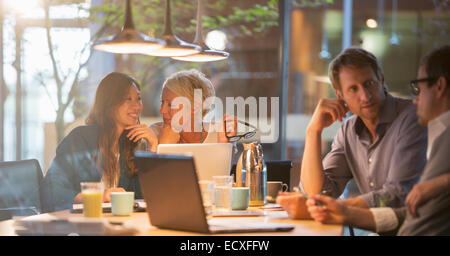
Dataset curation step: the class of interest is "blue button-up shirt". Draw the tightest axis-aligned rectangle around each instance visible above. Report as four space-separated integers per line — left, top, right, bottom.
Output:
320 93 427 207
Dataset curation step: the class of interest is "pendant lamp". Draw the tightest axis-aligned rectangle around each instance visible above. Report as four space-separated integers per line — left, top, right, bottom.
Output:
141 0 201 57
93 0 164 54
172 0 229 62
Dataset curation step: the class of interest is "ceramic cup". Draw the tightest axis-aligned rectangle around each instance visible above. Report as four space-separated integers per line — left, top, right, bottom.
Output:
266 181 288 202
231 187 250 210
110 191 135 216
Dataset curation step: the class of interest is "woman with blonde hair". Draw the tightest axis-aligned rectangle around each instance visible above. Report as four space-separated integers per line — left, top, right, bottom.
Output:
42 72 157 211
150 69 236 144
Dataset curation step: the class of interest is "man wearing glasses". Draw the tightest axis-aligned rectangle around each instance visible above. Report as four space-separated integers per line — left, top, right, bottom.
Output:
303 45 450 235
278 47 427 218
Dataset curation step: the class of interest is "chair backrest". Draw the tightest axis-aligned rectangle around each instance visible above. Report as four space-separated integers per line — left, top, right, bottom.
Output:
0 159 44 220
231 160 293 190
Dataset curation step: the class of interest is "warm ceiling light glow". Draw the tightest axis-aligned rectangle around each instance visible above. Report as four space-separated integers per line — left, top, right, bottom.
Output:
366 19 378 29
172 50 229 62
142 35 200 57
205 30 227 51
144 47 200 57
93 35 164 54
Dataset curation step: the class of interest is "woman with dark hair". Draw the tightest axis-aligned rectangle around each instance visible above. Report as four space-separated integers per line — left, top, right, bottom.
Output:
42 72 157 212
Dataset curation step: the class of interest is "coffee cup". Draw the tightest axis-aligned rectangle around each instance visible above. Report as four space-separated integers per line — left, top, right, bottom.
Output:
231 187 250 210
266 181 288 202
111 191 135 216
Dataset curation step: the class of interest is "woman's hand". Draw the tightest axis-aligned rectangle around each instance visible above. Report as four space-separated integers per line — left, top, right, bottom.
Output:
103 187 126 203
159 123 181 144
73 193 83 204
218 114 238 143
125 124 158 151
73 187 126 204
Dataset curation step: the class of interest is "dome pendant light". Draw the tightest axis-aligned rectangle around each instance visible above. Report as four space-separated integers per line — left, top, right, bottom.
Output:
93 0 164 54
141 0 201 57
172 0 229 62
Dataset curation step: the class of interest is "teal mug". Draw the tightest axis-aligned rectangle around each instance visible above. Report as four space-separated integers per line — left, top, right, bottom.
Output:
231 187 250 210
111 191 135 216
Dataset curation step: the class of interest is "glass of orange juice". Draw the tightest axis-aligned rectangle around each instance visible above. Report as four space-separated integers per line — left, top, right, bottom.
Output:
81 182 104 218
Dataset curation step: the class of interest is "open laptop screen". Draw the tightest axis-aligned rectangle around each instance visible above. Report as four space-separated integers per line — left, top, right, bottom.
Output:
156 143 233 180
135 152 210 233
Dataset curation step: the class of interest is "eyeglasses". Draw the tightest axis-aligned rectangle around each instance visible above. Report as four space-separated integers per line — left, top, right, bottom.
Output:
225 120 258 142
409 77 436 96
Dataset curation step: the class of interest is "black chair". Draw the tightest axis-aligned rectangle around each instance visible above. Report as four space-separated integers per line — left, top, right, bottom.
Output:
0 159 45 221
230 160 293 189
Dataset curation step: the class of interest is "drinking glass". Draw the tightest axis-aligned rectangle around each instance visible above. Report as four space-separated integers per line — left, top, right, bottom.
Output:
81 182 104 218
199 180 215 215
213 176 233 211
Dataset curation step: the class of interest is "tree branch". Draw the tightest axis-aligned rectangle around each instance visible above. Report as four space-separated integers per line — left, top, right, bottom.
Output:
44 1 63 107
36 73 57 113
61 19 112 115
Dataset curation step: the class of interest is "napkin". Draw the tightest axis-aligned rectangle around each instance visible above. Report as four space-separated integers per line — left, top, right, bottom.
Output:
14 214 139 236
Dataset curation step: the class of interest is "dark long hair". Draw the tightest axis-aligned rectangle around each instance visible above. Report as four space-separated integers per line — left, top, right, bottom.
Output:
85 72 141 187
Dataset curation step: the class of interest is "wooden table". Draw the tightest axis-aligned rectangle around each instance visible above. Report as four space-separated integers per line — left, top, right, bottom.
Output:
0 209 342 236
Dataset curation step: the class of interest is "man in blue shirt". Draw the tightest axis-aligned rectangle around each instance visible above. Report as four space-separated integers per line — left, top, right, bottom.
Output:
303 45 450 235
278 47 427 219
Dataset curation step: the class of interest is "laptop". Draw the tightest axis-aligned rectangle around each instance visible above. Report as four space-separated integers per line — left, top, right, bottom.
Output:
157 143 233 180
134 152 294 234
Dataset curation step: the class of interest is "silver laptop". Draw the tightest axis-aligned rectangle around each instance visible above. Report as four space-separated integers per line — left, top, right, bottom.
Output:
135 152 294 234
157 143 233 181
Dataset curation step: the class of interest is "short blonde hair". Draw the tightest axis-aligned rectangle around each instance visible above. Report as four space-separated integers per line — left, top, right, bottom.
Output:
162 69 215 116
